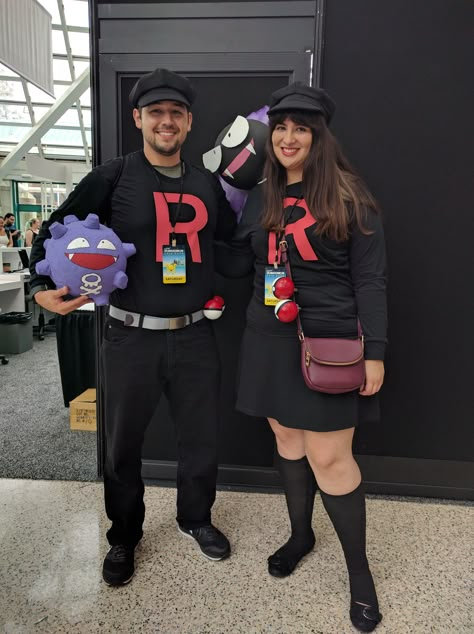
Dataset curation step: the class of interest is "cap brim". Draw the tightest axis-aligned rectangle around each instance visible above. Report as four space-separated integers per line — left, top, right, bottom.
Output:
267 99 325 117
137 88 190 108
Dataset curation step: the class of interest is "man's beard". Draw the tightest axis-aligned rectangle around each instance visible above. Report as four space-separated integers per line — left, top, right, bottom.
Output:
147 132 182 157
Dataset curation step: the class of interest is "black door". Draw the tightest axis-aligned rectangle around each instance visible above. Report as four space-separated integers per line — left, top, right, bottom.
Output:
93 1 319 485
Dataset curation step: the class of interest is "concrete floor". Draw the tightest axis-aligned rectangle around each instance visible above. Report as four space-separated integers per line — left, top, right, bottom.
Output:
1 479 472 633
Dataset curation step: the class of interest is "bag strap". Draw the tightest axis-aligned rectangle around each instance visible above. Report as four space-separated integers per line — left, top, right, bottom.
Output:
278 236 362 342
278 237 305 340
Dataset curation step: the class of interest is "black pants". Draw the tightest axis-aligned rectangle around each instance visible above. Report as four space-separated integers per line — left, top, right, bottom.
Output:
101 317 219 547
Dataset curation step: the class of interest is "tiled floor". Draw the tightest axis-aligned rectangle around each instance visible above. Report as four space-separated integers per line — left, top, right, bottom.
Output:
1 479 472 633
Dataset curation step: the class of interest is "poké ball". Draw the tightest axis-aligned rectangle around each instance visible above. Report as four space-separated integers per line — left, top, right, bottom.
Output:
272 276 295 300
274 299 299 323
203 295 225 320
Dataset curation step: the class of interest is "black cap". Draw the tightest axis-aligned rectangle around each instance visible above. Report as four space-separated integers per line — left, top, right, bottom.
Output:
267 82 336 123
129 68 196 109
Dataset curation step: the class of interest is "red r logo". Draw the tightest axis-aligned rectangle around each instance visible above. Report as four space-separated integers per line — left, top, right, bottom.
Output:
154 192 208 262
268 197 318 263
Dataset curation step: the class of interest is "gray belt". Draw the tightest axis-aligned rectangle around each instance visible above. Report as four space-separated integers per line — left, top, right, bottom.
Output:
109 305 205 330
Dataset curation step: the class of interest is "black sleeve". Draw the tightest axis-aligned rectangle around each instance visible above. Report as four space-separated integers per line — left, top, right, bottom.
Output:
214 188 259 278
349 209 388 360
29 158 122 291
205 171 237 241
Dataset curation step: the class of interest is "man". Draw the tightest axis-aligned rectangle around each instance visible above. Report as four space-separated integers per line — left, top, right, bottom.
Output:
29 68 236 586
3 213 20 247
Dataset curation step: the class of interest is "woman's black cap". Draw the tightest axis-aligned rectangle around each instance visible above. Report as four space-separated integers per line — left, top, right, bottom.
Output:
129 68 196 109
267 82 336 123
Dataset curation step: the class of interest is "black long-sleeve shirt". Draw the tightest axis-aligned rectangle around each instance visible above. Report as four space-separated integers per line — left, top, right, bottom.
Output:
215 183 387 359
29 150 236 316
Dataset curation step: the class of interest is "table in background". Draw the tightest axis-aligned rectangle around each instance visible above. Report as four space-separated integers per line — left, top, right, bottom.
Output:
0 274 25 312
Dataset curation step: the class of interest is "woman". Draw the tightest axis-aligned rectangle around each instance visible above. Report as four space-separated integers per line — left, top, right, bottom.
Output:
24 218 40 247
225 83 387 632
0 217 13 248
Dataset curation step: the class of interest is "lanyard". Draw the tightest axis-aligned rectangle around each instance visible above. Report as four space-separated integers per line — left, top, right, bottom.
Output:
273 197 302 268
148 159 185 247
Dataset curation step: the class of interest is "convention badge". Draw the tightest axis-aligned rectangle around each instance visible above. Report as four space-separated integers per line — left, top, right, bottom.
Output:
264 266 286 305
162 246 186 284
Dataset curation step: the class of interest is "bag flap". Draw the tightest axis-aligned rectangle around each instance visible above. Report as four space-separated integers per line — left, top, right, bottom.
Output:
304 337 364 365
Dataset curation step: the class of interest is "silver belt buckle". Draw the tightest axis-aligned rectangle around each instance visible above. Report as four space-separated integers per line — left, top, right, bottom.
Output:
124 313 135 327
169 315 188 330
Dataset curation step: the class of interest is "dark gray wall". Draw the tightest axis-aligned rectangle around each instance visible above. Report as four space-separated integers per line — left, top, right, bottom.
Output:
321 0 474 497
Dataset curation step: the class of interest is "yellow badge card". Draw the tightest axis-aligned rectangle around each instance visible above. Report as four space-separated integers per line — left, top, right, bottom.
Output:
264 266 286 305
162 246 186 284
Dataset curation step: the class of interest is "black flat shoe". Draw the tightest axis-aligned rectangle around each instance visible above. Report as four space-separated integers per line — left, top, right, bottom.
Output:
350 601 382 632
267 537 315 578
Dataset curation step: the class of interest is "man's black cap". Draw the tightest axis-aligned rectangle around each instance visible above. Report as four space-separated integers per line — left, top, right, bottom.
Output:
267 82 336 123
129 68 196 109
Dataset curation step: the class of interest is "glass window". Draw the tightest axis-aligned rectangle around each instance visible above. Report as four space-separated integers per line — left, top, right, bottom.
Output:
64 1 90 28
79 88 91 107
69 32 91 57
27 146 90 159
43 128 91 147
53 59 72 82
0 79 27 102
43 147 89 158
0 104 31 124
26 84 55 105
0 2 91 163
19 182 68 208
73 60 90 76
0 125 29 143
0 63 18 78
52 30 68 56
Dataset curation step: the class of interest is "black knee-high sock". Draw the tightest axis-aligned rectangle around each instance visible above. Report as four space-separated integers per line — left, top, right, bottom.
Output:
271 455 317 561
320 483 378 610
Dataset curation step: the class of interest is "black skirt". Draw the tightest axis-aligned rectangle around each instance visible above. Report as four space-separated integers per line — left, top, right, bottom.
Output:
236 326 380 432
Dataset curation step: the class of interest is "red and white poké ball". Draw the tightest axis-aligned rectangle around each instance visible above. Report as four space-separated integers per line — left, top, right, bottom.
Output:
274 299 299 323
272 276 295 300
203 295 225 320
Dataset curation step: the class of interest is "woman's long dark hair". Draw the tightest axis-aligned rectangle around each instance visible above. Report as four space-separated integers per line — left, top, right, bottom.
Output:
262 111 379 241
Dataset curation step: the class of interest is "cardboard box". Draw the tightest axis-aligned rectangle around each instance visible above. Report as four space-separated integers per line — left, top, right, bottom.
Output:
70 388 96 431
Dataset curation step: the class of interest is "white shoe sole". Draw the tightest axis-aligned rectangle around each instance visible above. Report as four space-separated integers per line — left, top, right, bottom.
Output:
103 572 134 587
177 526 228 561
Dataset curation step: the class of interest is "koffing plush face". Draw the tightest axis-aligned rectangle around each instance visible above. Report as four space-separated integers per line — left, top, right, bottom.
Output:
35 214 136 306
203 114 268 190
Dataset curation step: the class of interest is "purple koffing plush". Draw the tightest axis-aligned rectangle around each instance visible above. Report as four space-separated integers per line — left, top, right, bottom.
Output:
35 214 136 306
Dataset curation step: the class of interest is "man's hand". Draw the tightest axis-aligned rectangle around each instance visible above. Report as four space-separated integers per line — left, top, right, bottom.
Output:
359 359 385 396
34 286 91 315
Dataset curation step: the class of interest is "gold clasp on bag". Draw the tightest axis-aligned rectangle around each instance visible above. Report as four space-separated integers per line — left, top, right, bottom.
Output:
305 350 311 367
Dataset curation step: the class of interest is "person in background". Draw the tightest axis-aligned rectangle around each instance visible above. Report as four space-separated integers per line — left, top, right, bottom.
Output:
29 68 236 587
217 82 387 632
0 216 13 248
24 218 40 247
3 213 20 247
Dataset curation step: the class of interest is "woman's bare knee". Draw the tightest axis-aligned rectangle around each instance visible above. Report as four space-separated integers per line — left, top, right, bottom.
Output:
304 428 360 494
268 417 305 459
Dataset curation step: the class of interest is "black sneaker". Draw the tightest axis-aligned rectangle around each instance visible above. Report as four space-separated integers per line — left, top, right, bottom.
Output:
178 524 231 561
102 544 135 586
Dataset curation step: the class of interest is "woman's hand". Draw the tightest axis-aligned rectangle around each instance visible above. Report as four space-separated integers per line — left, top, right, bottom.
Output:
359 359 385 396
